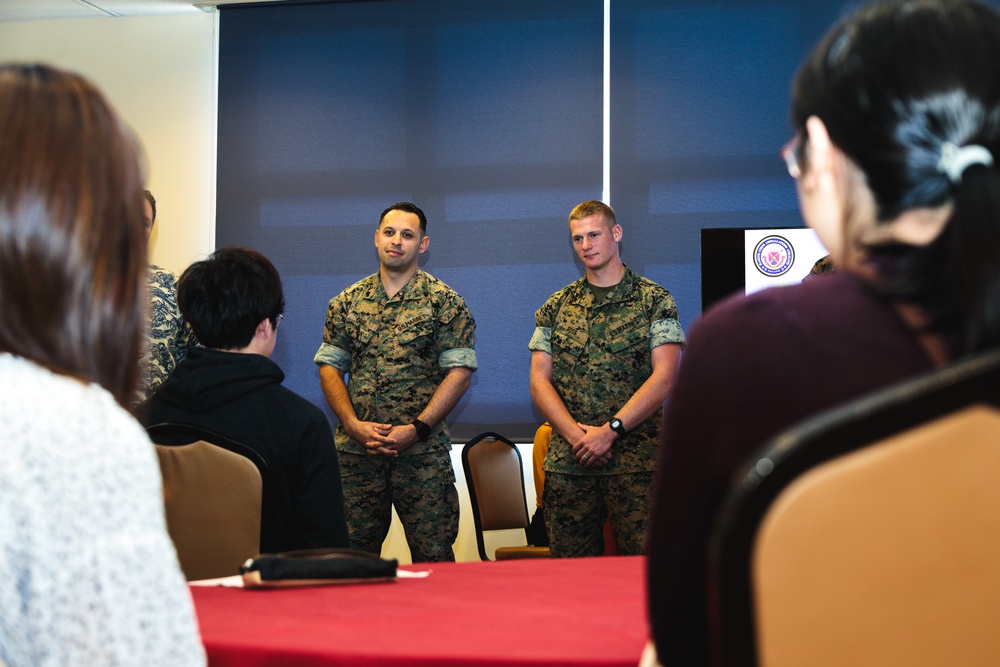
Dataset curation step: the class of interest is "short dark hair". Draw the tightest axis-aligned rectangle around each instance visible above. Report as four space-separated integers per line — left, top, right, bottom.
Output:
792 0 1000 353
177 247 285 351
380 201 427 233
0 64 147 407
143 189 156 222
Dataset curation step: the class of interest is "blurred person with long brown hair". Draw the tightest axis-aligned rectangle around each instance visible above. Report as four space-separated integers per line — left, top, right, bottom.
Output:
0 64 204 666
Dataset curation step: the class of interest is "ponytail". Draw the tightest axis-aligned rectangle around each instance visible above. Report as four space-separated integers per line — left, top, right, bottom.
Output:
942 163 1000 352
876 158 1000 355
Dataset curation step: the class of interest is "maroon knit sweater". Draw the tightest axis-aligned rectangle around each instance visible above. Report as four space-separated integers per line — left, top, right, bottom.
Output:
647 271 940 666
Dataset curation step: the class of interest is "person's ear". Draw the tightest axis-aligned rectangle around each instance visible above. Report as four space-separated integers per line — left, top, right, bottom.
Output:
802 116 838 193
418 234 430 254
256 318 272 339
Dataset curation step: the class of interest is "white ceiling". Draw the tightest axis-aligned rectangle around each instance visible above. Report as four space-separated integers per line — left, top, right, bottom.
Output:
0 0 289 22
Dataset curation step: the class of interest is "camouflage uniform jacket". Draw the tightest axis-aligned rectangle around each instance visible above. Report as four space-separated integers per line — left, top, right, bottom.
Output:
135 264 199 405
529 267 684 475
314 269 477 456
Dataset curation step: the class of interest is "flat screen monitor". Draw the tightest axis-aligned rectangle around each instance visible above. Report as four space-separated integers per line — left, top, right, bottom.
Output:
701 227 828 312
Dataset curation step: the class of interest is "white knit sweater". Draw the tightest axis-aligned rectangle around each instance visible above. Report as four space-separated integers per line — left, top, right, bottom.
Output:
0 354 205 666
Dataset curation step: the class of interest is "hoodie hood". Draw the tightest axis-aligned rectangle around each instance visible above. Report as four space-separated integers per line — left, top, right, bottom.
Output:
154 347 284 413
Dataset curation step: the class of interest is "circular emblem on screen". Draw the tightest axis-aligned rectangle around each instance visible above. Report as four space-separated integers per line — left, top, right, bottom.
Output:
753 235 795 277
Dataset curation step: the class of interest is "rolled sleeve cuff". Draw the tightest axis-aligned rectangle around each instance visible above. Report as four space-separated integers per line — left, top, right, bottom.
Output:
650 318 686 348
528 326 551 354
314 342 352 371
440 348 477 371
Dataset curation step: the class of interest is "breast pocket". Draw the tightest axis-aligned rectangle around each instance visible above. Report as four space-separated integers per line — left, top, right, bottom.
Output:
550 328 588 376
396 317 436 357
607 324 648 353
346 314 379 351
606 323 649 370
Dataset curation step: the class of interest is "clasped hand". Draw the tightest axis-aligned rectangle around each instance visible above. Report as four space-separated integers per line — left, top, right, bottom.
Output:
350 421 419 457
571 422 614 468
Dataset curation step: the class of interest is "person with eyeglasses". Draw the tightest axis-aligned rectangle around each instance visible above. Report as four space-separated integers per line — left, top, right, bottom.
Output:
142 247 350 554
646 0 1000 664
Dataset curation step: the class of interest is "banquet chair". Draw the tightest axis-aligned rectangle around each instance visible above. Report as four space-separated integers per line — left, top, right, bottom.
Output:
705 349 1000 667
147 423 269 581
462 432 550 561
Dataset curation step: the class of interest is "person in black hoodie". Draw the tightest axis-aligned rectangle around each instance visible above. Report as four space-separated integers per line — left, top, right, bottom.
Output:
143 247 350 554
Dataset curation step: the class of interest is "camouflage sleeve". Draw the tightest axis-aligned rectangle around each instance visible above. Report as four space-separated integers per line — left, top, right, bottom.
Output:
527 326 551 354
313 342 352 371
439 347 477 370
152 269 181 356
528 290 561 353
313 293 352 370
649 288 686 349
145 267 184 395
175 319 200 361
434 292 477 371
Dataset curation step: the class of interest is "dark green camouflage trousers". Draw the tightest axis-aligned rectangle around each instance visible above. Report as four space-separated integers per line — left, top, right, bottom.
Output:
338 450 459 563
543 471 654 557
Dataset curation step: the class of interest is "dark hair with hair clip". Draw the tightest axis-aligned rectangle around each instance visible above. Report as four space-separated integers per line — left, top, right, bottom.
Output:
791 0 1000 353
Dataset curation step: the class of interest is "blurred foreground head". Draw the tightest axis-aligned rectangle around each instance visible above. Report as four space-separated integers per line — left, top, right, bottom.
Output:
791 0 1000 352
0 64 147 406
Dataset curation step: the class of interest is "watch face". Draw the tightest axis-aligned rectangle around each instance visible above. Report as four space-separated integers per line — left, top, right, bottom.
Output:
610 418 625 435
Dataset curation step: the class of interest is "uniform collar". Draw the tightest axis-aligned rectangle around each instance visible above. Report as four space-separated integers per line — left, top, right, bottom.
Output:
363 268 428 302
572 265 638 305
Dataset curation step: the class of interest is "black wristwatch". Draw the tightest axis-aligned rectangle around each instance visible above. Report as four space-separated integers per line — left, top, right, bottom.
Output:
609 417 626 438
411 419 432 442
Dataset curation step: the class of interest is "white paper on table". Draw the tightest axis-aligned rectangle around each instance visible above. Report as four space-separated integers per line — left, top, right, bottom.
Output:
189 575 244 587
188 569 432 587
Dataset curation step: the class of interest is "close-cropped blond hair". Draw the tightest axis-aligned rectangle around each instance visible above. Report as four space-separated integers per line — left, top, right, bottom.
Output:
568 200 617 230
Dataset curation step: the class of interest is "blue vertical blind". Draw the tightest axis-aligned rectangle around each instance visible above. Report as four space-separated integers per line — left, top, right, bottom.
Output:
217 0 942 440
219 0 603 440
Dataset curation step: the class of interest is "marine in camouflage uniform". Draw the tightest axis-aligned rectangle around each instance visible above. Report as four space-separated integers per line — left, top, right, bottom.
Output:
529 201 684 557
315 203 476 563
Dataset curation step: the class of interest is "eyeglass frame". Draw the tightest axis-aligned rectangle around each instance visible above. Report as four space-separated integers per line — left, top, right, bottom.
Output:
781 134 806 179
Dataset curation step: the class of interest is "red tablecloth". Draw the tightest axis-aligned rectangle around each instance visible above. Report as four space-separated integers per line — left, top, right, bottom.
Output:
192 556 648 667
